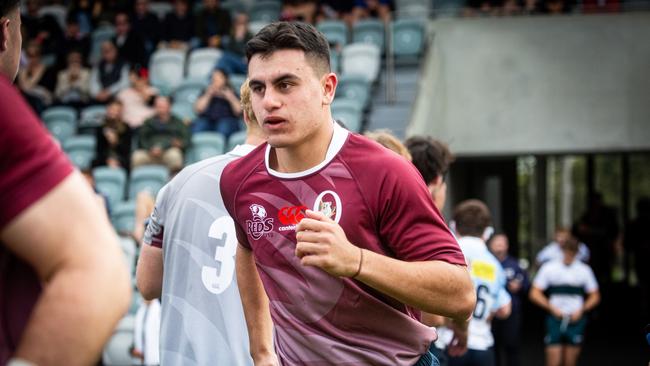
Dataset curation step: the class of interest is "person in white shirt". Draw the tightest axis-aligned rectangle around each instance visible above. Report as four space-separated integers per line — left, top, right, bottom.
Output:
530 231 601 366
536 227 590 268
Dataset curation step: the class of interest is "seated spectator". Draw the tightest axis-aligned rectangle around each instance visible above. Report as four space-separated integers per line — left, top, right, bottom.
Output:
215 12 252 75
67 0 95 35
56 15 91 69
93 0 121 27
131 0 161 58
18 41 57 114
55 50 91 108
93 99 133 170
351 0 392 24
317 0 356 26
117 66 158 129
89 41 130 103
22 0 64 58
193 69 241 138
195 0 231 48
113 12 147 68
282 0 319 24
160 0 196 50
132 96 189 172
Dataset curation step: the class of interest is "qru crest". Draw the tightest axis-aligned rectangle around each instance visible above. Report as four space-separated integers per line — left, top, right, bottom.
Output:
313 190 342 224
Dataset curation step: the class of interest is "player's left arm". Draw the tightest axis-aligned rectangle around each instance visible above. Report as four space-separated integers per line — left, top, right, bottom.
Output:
571 270 600 322
295 210 475 323
136 244 163 300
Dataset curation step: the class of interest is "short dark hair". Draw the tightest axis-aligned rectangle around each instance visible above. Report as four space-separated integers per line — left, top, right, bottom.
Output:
246 21 330 75
453 199 492 237
1 0 21 18
405 136 454 185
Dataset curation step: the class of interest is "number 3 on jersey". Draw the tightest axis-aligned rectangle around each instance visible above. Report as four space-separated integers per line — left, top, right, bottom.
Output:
201 216 237 294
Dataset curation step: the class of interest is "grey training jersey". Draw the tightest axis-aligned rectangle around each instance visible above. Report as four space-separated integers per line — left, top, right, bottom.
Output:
143 145 255 366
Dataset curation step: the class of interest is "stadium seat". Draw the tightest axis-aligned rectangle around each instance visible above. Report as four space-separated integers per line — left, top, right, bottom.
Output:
332 98 363 133
187 132 226 164
89 26 116 65
173 79 209 105
229 73 246 93
112 200 136 234
337 74 371 109
391 19 425 61
42 106 77 125
396 3 430 19
149 49 186 95
102 315 137 366
128 165 169 199
149 1 173 19
171 101 196 123
250 1 282 22
330 49 340 74
352 19 385 51
79 104 107 133
186 48 223 81
38 5 66 31
93 166 127 207
341 43 381 83
317 20 348 48
226 130 247 152
119 235 137 275
63 135 96 169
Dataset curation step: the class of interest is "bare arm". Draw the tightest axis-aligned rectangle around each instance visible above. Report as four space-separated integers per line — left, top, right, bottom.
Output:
236 245 278 366
529 285 562 318
136 244 163 300
194 89 213 114
493 301 512 320
295 210 476 323
1 172 131 365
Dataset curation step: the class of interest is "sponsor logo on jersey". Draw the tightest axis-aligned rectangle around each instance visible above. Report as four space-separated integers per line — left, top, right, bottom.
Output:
470 260 496 282
246 204 274 240
313 190 342 224
278 205 308 225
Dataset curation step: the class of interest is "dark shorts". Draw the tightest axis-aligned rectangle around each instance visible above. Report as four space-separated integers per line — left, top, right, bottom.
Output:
414 347 441 366
447 348 495 366
545 315 587 346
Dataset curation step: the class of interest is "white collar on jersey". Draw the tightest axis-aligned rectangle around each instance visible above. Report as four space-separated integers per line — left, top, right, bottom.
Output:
230 144 257 157
264 121 349 179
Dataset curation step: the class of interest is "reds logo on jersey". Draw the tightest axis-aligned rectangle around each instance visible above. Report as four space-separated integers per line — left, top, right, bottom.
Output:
246 204 274 240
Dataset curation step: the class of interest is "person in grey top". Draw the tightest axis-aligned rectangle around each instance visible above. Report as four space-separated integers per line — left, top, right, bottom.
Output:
136 80 265 365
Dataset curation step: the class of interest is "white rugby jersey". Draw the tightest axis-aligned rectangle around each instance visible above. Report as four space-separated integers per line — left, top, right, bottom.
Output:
533 259 598 315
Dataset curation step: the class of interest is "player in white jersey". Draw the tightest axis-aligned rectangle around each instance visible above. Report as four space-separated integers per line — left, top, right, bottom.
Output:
530 231 600 366
445 200 511 366
135 81 266 365
535 227 590 268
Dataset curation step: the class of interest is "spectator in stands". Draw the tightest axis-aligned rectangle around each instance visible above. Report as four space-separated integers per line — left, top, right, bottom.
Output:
160 0 195 50
215 12 252 75
195 0 231 48
67 0 94 35
89 40 129 103
351 0 392 24
364 129 412 161
405 136 455 211
317 0 356 26
56 15 91 69
530 231 600 366
116 66 158 129
536 227 591 269
193 68 241 138
80 167 111 215
539 0 573 13
93 0 121 27
113 11 147 68
132 96 189 172
282 0 319 24
54 50 91 108
18 41 56 114
488 233 529 366
21 0 64 57
131 0 160 58
93 99 132 170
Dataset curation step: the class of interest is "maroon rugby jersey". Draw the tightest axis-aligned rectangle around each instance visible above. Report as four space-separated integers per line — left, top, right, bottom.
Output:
220 123 466 365
0 74 74 363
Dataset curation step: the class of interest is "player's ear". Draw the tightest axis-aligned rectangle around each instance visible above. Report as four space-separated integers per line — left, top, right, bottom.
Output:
321 72 337 106
0 18 9 52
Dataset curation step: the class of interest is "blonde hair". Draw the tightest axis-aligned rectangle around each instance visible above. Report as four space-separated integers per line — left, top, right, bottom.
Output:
364 129 412 161
239 79 256 127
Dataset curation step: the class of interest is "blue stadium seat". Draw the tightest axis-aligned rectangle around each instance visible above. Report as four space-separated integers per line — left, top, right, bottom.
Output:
128 165 169 199
42 106 77 125
93 166 127 207
352 19 385 52
186 48 223 81
391 19 425 61
173 79 209 105
337 74 371 109
317 20 348 48
341 43 381 83
330 49 340 74
149 49 186 95
332 98 363 133
63 135 96 169
45 118 77 142
112 201 136 234
229 73 246 94
226 130 247 152
89 26 116 65
149 1 173 20
187 132 226 164
171 101 196 123
250 1 282 22
79 104 107 133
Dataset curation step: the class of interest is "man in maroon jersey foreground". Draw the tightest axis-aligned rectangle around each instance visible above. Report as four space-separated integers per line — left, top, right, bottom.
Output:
220 21 475 366
0 0 131 364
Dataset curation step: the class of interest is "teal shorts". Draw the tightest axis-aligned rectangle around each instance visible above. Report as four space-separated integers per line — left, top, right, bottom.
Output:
544 315 587 346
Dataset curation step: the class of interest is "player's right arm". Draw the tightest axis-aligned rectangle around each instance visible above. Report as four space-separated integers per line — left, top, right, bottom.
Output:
1 172 132 365
236 245 278 366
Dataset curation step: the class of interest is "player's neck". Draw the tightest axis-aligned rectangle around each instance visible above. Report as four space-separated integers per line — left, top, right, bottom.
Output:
272 121 334 173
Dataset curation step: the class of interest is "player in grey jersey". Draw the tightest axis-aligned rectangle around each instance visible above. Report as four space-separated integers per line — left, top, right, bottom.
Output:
136 81 266 365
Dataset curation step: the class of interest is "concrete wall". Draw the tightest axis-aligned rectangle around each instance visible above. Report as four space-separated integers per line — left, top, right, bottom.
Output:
408 13 650 156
